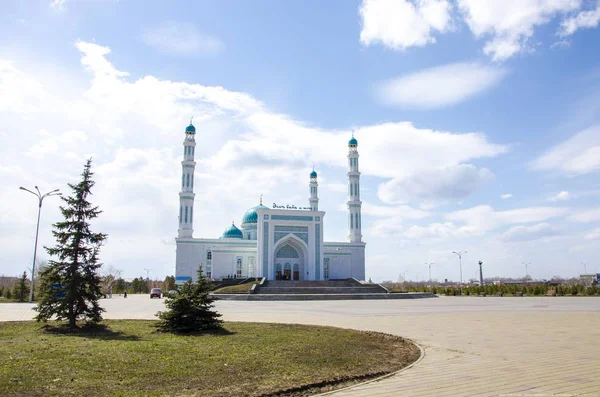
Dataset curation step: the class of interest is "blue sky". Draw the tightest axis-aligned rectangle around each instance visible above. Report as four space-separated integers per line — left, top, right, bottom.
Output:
1 0 600 282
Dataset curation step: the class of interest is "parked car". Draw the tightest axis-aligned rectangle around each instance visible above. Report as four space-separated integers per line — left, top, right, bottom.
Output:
167 289 178 296
150 288 162 299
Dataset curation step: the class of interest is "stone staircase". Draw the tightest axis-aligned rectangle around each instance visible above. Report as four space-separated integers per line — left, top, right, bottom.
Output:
255 279 388 295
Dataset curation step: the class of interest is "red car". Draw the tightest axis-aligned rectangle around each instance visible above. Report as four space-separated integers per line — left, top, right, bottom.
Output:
150 288 162 299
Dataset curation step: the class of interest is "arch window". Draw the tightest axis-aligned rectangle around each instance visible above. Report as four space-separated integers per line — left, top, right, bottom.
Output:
236 257 243 278
207 251 212 260
275 263 282 280
248 257 254 277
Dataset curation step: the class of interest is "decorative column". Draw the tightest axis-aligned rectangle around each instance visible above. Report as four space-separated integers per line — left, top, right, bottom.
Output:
347 134 362 243
309 169 319 211
178 121 196 238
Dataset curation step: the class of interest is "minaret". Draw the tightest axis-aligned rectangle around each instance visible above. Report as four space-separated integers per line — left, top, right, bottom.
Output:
347 133 362 242
309 168 319 211
178 120 196 238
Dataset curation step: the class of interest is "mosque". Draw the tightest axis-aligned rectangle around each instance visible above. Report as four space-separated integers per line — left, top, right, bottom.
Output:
175 122 366 283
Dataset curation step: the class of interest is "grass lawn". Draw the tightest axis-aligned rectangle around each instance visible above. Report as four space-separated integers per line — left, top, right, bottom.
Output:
212 281 258 294
0 320 419 397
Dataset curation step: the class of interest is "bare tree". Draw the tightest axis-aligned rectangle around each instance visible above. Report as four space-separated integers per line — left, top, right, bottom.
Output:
101 265 122 298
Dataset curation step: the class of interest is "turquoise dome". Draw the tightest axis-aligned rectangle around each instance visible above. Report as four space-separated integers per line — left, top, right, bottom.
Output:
348 137 358 146
242 204 268 226
310 170 318 178
222 222 243 239
185 124 196 133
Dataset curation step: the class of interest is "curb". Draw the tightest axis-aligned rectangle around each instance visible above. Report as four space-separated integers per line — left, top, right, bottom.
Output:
314 338 426 396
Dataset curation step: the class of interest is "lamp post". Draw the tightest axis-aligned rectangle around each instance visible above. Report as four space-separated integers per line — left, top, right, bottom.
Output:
522 262 531 281
425 262 435 282
19 186 61 303
403 269 409 282
581 262 587 274
478 261 484 286
452 251 467 284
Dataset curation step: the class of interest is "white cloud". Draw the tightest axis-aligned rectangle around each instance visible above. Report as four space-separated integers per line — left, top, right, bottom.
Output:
550 190 572 201
396 204 568 240
501 193 513 199
568 208 600 223
584 227 600 240
50 0 66 12
378 164 494 207
359 0 453 50
532 125 600 175
0 40 513 278
359 0 600 61
499 222 561 242
375 62 507 109
142 21 223 57
457 0 581 61
559 3 600 36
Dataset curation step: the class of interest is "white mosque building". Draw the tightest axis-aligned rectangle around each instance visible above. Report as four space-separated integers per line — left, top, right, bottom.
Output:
175 122 366 283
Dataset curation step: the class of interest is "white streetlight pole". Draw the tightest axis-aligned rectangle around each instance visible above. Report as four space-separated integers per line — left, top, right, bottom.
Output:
452 251 467 284
522 262 531 280
19 186 61 303
581 262 587 274
425 262 435 282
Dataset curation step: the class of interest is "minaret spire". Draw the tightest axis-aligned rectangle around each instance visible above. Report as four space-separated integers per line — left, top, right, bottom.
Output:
347 133 362 242
309 167 319 211
178 122 197 238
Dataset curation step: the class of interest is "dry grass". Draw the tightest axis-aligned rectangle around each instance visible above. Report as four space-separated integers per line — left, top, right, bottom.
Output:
0 320 419 397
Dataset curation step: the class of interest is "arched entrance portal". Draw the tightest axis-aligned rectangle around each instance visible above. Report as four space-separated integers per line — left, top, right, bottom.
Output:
274 238 306 280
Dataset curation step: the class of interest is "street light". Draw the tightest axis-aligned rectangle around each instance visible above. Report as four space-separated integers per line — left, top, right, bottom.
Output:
452 251 467 284
403 269 410 282
581 262 587 274
522 262 531 280
19 186 61 303
425 262 435 282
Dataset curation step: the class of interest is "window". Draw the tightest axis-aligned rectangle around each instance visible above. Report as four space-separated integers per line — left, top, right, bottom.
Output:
181 174 184 189
236 257 243 278
350 183 353 196
191 174 193 188
248 257 254 277
184 206 188 223
350 212 353 229
324 258 330 280
207 251 212 260
179 205 182 223
186 173 190 188
190 207 193 224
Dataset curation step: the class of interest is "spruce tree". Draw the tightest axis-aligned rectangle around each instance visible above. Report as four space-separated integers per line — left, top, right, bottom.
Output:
34 159 107 328
14 271 28 302
156 267 222 333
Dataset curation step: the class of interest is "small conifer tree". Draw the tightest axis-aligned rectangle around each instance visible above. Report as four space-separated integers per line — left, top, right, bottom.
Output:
34 159 107 328
156 267 222 333
14 271 29 302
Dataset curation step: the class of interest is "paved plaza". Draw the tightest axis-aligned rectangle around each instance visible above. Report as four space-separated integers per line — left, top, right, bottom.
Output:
2 296 599 396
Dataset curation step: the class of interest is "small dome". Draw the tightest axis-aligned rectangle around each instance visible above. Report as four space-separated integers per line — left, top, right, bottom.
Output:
310 170 318 178
242 204 269 226
222 222 243 239
185 124 196 133
348 137 358 146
